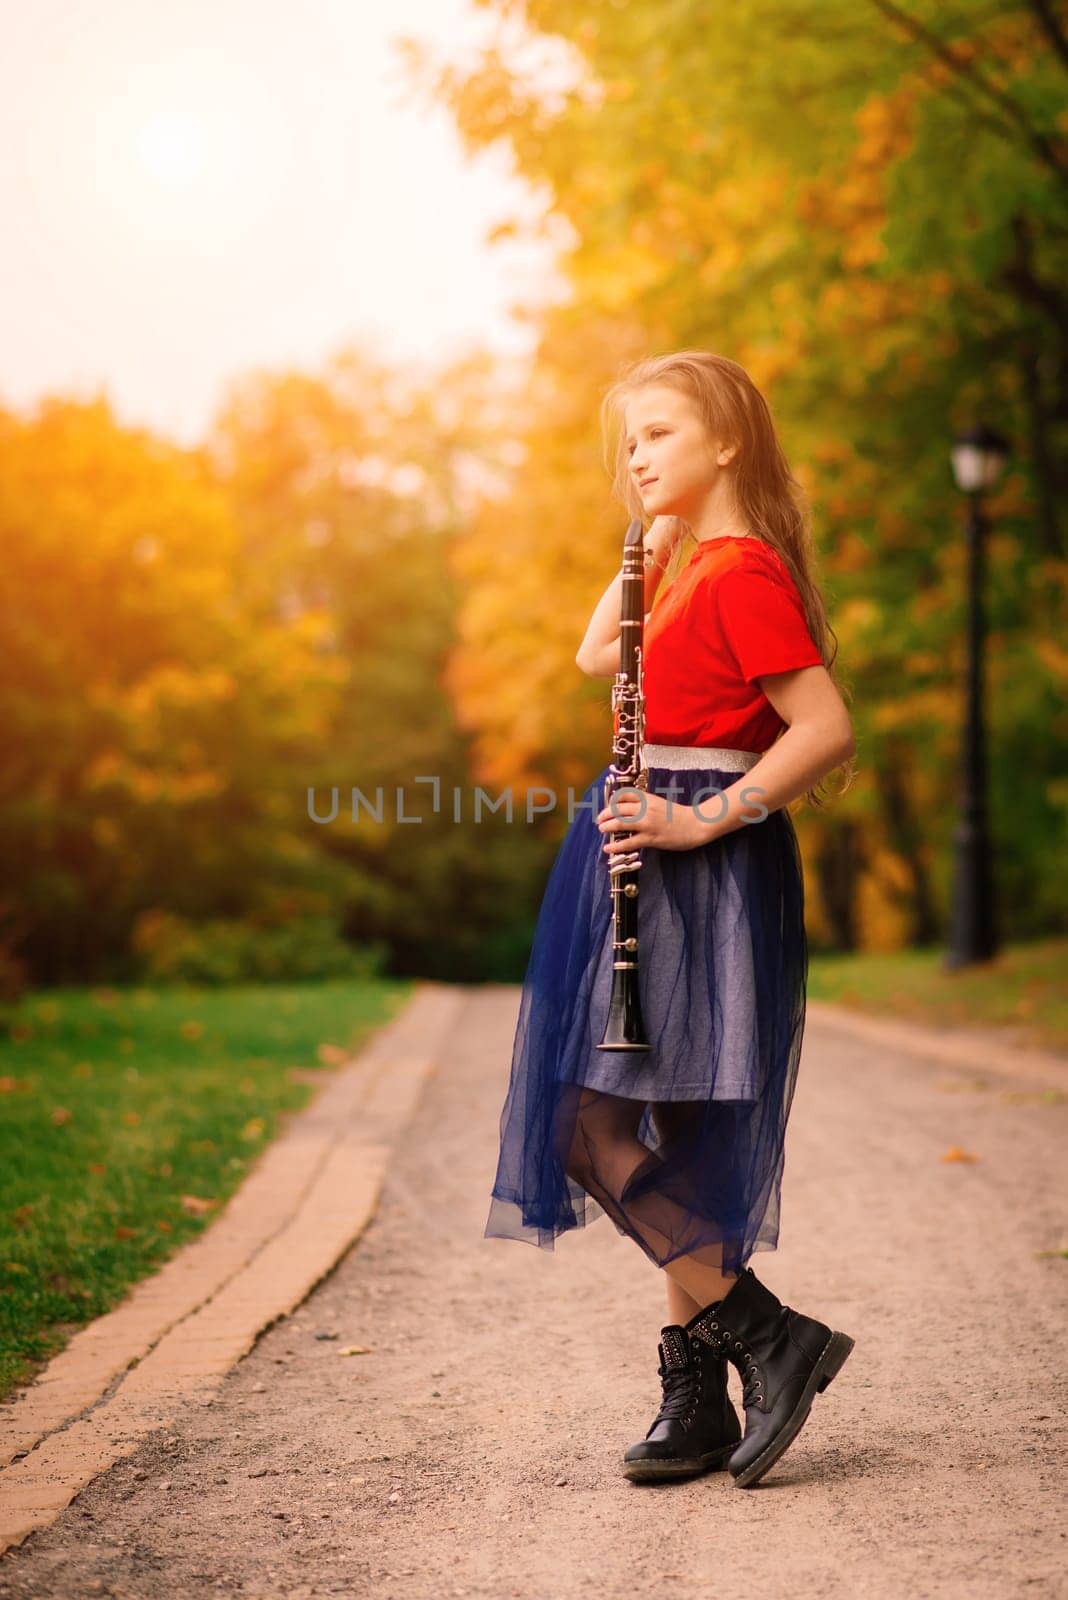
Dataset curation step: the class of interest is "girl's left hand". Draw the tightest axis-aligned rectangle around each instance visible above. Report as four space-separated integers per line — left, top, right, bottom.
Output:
597 789 708 854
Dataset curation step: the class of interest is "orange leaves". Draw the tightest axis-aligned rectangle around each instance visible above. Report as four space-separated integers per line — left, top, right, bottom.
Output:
854 90 916 167
941 1147 979 1163
316 1043 349 1066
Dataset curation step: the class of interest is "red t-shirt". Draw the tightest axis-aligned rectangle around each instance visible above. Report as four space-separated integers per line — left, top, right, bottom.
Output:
641 535 824 752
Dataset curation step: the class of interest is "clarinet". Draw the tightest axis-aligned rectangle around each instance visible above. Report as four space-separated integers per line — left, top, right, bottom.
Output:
597 517 652 1052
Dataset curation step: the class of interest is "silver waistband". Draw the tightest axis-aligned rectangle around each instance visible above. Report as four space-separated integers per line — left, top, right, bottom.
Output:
642 743 762 772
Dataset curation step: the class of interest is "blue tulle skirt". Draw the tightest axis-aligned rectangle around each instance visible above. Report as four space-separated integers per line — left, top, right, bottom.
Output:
484 754 808 1277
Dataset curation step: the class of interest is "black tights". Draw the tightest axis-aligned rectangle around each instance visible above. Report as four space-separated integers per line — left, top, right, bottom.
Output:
561 1088 735 1274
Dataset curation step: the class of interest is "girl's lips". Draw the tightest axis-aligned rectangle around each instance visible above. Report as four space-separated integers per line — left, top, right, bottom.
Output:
640 478 657 489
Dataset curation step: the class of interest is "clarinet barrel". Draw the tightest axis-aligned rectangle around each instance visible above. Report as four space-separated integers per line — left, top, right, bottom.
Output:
597 517 652 1052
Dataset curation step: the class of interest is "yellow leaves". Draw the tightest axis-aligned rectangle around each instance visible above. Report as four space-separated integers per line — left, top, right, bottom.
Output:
872 687 958 732
120 1111 141 1127
179 1020 205 1041
0 1076 32 1093
240 1116 266 1142
86 761 228 806
837 597 881 641
941 1147 979 1163
51 1106 72 1125
179 1194 217 1216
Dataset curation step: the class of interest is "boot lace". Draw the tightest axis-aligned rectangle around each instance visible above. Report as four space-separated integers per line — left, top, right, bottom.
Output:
695 1320 764 1408
740 1359 763 1409
653 1360 701 1423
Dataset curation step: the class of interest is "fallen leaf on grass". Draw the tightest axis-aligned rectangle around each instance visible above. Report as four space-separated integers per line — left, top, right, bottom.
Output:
179 1195 218 1216
0 1077 32 1093
316 1044 348 1065
51 1106 72 1125
115 1225 137 1239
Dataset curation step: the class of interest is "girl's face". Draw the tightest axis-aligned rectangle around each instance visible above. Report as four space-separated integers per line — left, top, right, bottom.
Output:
623 384 733 519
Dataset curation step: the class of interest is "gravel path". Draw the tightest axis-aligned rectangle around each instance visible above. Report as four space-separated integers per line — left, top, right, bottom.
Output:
1 984 1065 1599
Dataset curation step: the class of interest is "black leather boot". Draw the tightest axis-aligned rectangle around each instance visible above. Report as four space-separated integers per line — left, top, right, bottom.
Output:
686 1266 855 1488
622 1324 742 1482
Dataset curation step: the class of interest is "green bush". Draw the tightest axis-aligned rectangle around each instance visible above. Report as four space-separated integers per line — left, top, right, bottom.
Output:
130 910 387 985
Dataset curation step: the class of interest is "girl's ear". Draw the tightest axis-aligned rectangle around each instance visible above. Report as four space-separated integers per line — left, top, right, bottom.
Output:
717 441 740 466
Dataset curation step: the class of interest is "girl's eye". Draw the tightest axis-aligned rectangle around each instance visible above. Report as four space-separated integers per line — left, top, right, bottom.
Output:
627 430 665 455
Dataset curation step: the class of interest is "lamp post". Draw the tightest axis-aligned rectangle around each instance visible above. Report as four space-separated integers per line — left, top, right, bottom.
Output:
943 425 1010 970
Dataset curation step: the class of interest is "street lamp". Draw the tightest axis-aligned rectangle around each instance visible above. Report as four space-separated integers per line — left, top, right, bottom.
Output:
943 424 1010 970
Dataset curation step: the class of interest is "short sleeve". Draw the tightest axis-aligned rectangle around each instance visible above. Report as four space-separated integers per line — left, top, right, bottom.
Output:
715 566 824 684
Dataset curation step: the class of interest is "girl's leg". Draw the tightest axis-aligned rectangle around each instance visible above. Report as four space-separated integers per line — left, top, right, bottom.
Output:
563 1089 738 1309
650 1100 739 1309
664 1276 703 1325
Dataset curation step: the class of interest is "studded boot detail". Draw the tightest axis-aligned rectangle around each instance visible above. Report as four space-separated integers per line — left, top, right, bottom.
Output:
686 1266 855 1489
622 1324 742 1482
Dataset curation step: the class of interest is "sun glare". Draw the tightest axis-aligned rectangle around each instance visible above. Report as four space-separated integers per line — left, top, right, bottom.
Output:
133 111 209 185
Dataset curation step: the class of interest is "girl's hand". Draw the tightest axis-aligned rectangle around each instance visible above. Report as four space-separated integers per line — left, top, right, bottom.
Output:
647 515 685 563
597 789 708 854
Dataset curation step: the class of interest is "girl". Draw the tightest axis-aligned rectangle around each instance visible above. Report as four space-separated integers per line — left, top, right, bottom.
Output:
484 350 857 1489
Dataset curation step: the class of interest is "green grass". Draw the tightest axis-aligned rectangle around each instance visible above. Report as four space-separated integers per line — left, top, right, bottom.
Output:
0 977 414 1404
808 936 1068 1055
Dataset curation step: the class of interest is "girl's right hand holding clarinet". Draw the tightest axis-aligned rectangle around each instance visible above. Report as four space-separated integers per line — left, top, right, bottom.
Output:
645 515 685 571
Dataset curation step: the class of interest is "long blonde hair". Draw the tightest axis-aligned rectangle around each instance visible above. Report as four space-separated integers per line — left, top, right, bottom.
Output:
600 349 854 807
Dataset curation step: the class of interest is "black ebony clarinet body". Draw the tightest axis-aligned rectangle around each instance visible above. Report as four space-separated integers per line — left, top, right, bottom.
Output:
597 518 652 1052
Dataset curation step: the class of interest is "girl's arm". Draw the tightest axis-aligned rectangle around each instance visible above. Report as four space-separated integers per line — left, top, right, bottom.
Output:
596 664 855 856
693 665 855 840
575 516 683 677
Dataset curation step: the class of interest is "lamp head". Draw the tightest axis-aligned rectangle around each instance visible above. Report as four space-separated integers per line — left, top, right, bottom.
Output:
951 424 1010 494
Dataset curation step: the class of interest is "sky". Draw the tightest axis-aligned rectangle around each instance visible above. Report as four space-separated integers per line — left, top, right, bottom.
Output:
0 0 566 445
